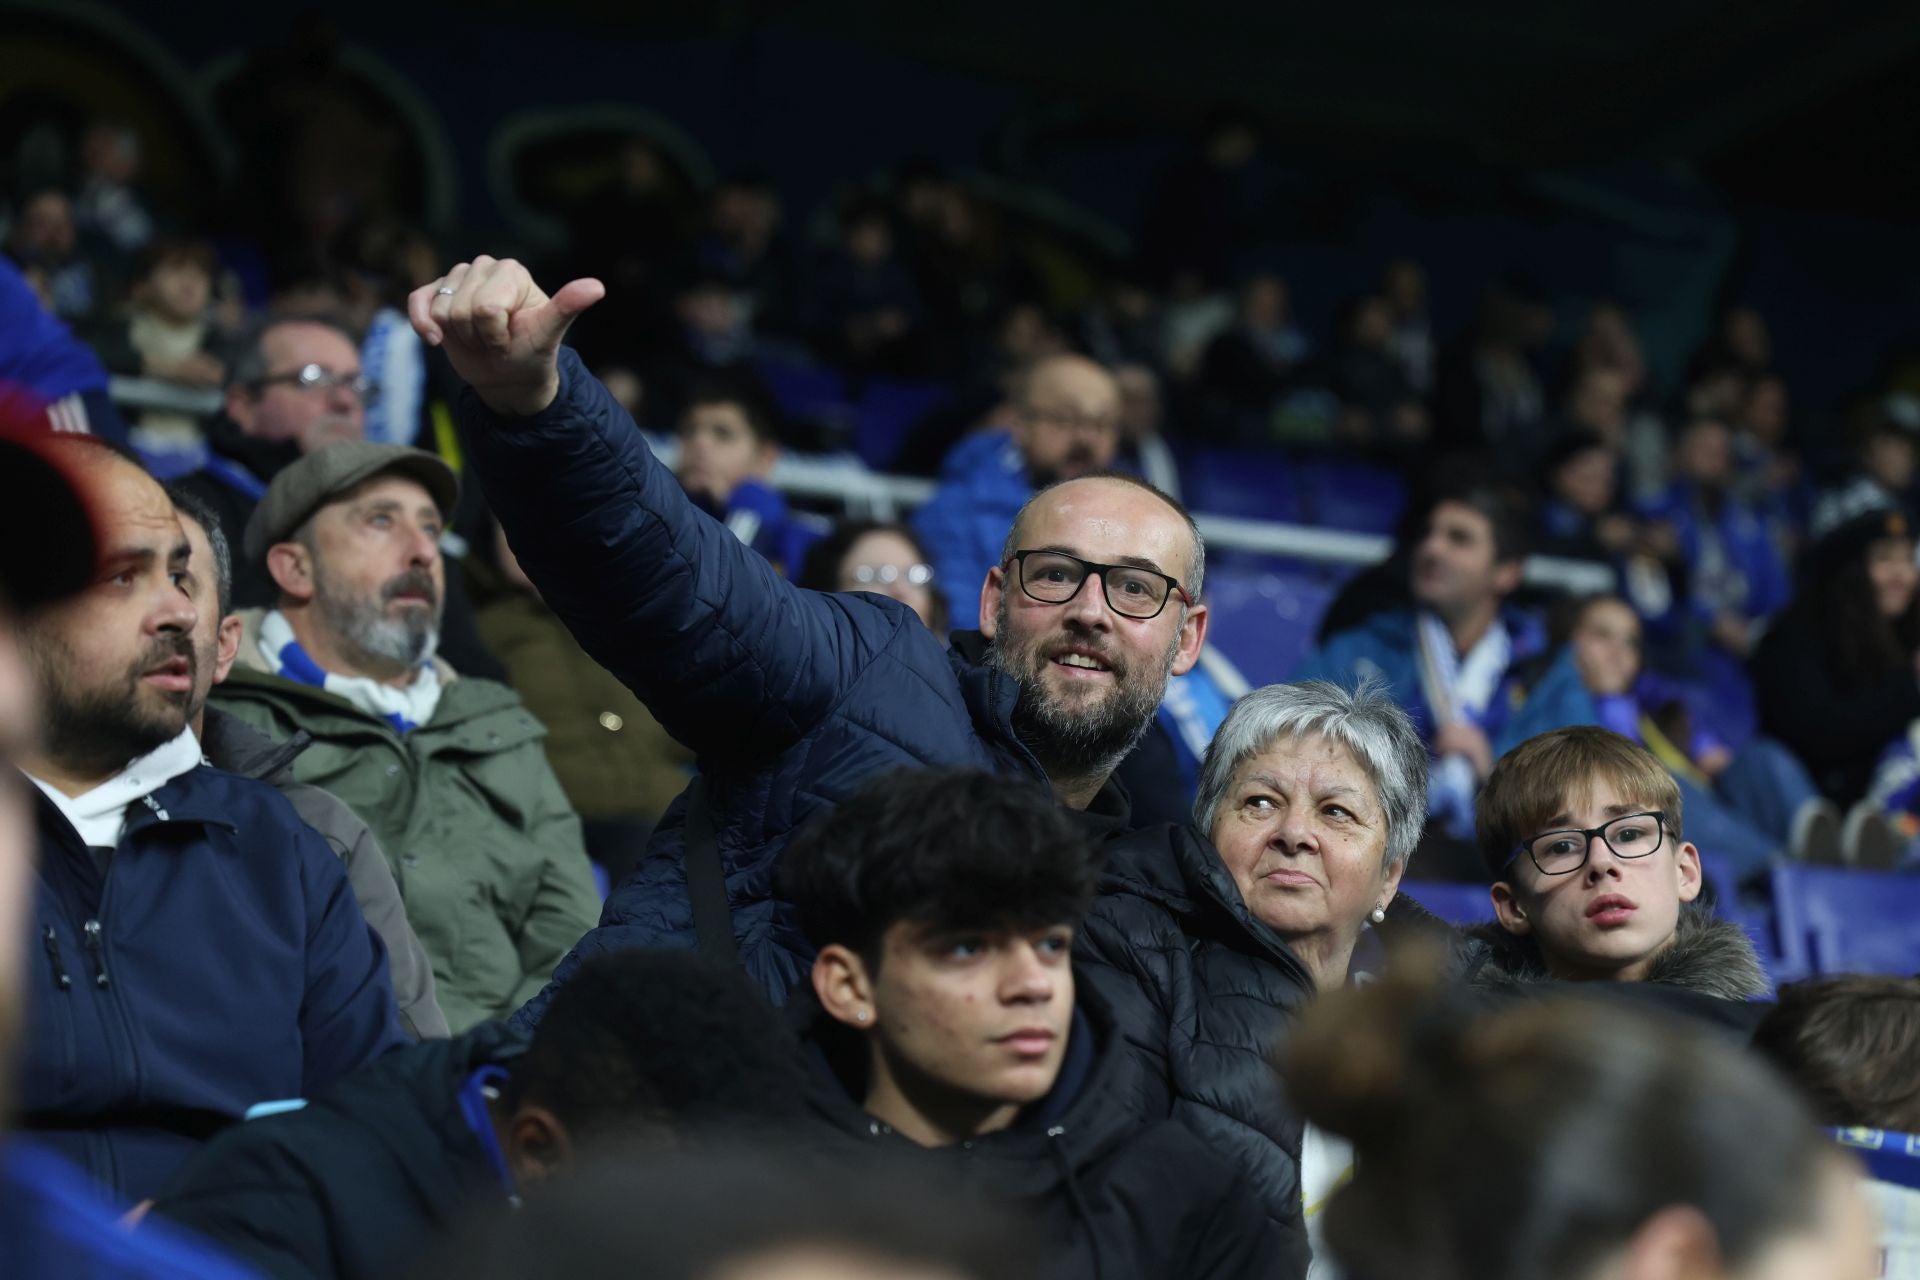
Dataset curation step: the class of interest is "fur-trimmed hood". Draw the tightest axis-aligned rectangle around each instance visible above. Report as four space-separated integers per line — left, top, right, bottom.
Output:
1460 906 1772 1002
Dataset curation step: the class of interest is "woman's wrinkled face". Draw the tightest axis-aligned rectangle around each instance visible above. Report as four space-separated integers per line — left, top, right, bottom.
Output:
1865 537 1918 619
1209 734 1397 973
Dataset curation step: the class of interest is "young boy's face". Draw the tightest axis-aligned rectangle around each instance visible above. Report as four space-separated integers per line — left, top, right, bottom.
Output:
1491 778 1702 982
867 920 1074 1115
677 401 773 506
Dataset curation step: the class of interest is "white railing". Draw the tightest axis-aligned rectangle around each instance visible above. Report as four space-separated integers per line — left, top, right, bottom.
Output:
108 376 1614 594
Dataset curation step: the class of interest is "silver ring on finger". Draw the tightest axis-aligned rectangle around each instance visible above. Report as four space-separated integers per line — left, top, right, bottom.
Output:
436 286 457 296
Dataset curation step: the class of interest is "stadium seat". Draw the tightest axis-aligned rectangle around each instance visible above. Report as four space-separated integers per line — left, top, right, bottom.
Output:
853 378 953 471
1297 458 1407 535
1398 879 1497 926
1770 862 1920 978
754 357 852 438
1177 445 1302 523
1204 559 1344 688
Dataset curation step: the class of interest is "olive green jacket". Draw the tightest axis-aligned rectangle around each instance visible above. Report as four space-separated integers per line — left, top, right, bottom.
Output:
212 611 602 1033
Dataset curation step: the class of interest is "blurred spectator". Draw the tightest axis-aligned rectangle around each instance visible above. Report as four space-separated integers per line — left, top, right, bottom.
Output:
172 486 448 1040
893 168 1030 374
1704 303 1773 377
781 767 1279 1279
72 121 154 260
1137 105 1269 289
0 437 256 1279
562 136 696 369
1538 430 1637 561
1637 417 1791 660
86 237 228 473
1076 264 1164 370
1282 966 1875 1280
633 271 758 427
1755 507 1920 809
155 950 803 1280
1113 361 1181 497
1296 484 1570 865
334 218 441 448
915 353 1121 631
695 173 796 337
675 375 816 573
211 444 601 1031
0 254 127 441
5 188 101 326
1511 595 1862 878
174 315 370 604
1379 258 1434 394
471 520 693 887
1813 401 1920 537
16 439 406 1200
1195 271 1308 424
1755 976 1920 1280
796 521 947 633
418 1144 1033 1280
1329 292 1429 458
805 196 925 376
1569 302 1668 502
1435 275 1551 454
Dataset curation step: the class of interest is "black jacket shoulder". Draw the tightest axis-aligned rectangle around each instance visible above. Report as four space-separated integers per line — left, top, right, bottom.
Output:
154 1022 526 1280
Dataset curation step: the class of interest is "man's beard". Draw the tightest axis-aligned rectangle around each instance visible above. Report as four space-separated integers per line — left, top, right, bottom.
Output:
314 565 442 672
986 595 1180 784
28 632 194 778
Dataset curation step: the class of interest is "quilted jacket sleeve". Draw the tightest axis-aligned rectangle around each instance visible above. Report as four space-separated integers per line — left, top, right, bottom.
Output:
459 347 896 764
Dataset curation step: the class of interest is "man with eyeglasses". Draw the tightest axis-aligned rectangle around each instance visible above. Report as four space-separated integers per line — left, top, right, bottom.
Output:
1462 725 1771 1031
174 315 375 609
407 258 1210 1013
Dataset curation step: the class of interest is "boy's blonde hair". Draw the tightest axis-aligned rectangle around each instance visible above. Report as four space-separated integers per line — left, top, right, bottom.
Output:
1477 726 1682 881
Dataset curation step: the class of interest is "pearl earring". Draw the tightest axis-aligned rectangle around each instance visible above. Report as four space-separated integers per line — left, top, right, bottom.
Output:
855 1009 869 1023
1370 904 1387 924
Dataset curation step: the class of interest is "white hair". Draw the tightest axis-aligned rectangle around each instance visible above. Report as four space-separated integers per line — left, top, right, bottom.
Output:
1193 679 1429 870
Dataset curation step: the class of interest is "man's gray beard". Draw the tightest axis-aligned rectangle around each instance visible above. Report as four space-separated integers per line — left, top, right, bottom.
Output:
986 596 1179 784
313 570 441 672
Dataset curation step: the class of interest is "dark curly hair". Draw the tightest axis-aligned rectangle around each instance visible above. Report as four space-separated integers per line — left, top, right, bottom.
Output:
505 949 801 1137
778 766 1100 966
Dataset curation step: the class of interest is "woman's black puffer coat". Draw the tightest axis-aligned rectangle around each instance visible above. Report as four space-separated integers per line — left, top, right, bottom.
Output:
1074 822 1317 1280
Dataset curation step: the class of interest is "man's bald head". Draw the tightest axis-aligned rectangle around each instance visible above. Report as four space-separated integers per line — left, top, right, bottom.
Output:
1001 473 1205 603
1014 355 1121 484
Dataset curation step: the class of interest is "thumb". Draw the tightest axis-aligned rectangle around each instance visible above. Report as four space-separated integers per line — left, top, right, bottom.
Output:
527 277 606 350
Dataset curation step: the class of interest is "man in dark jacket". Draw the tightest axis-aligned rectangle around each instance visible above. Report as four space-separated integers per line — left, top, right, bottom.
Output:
170 484 448 1039
780 767 1278 1280
12 438 407 1200
409 258 1211 1012
154 949 803 1280
0 431 252 1277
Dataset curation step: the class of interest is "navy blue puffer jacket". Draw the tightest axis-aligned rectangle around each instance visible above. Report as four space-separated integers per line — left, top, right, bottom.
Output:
463 350 1130 1020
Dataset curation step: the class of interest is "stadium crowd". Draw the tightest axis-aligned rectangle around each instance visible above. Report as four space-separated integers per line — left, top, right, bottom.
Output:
2 79 1919 1280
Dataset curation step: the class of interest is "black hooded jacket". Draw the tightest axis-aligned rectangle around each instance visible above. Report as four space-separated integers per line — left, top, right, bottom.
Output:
1074 823 1317 1279
152 1022 526 1280
793 971 1280 1280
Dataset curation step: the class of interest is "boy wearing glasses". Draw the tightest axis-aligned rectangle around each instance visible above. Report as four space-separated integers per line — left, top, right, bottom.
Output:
1466 725 1770 1006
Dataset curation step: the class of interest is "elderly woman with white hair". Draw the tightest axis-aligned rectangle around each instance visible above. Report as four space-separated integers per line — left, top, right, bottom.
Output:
1077 679 1429 1280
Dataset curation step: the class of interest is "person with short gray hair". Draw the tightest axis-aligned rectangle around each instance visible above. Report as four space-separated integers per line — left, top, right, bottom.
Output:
1076 678 1431 1280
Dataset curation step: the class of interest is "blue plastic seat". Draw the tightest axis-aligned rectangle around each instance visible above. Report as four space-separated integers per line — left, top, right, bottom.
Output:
1297 458 1408 535
754 357 850 429
1771 862 1920 978
853 379 953 470
1203 560 1344 689
1398 880 1497 926
1178 445 1302 523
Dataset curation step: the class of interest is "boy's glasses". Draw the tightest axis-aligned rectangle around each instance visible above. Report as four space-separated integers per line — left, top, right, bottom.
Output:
1510 811 1667 877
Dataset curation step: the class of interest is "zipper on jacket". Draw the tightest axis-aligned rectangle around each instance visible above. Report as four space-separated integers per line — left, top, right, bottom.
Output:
81 919 110 988
42 925 71 991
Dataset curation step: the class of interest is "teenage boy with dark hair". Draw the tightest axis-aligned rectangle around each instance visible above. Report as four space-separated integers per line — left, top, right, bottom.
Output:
780 766 1277 1280
153 950 802 1280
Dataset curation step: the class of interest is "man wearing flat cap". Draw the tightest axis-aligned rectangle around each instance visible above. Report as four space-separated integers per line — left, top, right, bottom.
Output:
211 441 601 1032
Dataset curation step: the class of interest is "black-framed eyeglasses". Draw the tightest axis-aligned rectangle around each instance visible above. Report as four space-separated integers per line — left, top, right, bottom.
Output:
254 363 380 405
1510 810 1668 877
849 563 934 587
1008 549 1191 621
